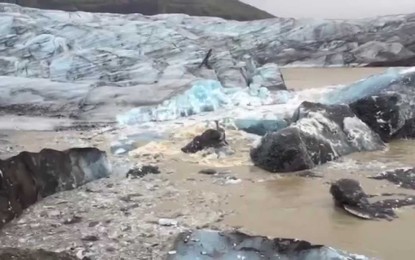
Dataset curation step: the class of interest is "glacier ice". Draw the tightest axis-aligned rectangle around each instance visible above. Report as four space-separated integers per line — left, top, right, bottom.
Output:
2 3 415 122
321 67 410 104
168 229 370 260
117 80 293 125
234 118 288 136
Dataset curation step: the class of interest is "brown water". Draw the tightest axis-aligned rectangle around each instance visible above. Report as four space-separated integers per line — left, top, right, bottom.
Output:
1 68 414 259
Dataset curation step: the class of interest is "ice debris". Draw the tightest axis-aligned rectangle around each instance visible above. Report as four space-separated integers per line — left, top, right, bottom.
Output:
117 80 293 125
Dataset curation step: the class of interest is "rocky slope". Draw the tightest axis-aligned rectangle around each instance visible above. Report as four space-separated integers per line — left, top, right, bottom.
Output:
4 0 274 21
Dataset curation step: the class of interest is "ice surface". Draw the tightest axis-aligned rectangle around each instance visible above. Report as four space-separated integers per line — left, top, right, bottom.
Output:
234 118 288 135
117 80 293 125
168 230 370 260
321 67 414 104
1 3 415 121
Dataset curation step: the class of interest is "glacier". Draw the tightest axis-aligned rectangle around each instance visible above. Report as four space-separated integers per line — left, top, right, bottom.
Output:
1 3 415 121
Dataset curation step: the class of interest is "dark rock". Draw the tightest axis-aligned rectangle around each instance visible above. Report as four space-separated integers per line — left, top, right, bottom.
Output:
350 94 401 142
181 126 228 154
251 101 384 172
0 248 77 260
126 165 160 178
0 148 110 229
325 68 415 141
81 235 99 242
167 229 369 259
198 169 218 175
392 118 415 139
330 178 415 220
369 167 415 190
88 221 100 227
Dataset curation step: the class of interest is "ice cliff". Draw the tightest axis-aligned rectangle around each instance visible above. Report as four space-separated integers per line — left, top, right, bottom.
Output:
1 3 415 121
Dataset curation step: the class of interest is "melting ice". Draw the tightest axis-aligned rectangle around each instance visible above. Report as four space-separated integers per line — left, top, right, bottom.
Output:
117 79 293 125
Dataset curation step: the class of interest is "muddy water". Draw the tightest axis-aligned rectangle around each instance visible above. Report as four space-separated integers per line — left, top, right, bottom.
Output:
166 139 415 260
2 68 414 259
281 67 387 90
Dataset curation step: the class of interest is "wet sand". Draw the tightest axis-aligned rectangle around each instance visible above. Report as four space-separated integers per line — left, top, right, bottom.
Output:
1 67 414 259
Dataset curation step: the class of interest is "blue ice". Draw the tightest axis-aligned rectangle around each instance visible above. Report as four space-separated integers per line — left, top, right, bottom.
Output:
117 80 290 125
235 118 288 136
167 230 370 260
321 67 412 105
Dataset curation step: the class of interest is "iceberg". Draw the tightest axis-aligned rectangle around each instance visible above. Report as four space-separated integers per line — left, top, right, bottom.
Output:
117 80 293 125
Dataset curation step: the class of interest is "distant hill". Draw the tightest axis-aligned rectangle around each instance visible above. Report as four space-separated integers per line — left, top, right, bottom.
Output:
5 0 274 21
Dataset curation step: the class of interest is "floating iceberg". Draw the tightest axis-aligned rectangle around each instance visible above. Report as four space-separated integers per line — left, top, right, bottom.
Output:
117 80 293 125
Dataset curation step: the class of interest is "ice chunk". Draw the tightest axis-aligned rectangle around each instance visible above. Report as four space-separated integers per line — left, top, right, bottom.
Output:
250 63 286 90
234 118 288 136
117 80 293 125
321 67 409 104
168 229 370 260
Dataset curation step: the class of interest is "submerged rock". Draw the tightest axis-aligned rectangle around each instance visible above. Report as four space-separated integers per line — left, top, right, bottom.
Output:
369 168 415 190
0 248 76 260
182 122 228 154
251 101 384 172
330 179 415 220
167 229 369 259
0 148 111 228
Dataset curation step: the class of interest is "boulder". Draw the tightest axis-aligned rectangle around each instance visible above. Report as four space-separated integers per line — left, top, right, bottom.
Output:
325 68 415 141
0 148 111 228
167 229 369 259
350 94 401 142
0 248 76 260
330 178 415 220
251 101 384 172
